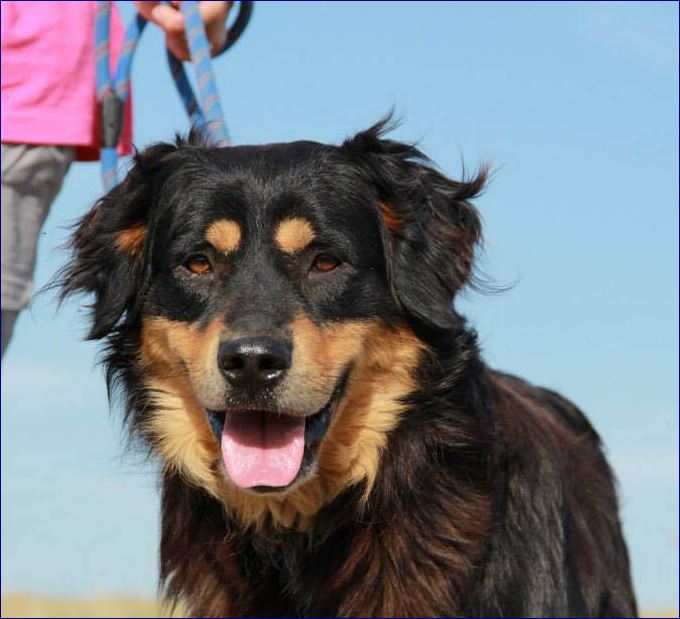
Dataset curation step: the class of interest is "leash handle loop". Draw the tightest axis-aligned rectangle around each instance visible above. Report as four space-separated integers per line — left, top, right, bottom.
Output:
97 1 254 189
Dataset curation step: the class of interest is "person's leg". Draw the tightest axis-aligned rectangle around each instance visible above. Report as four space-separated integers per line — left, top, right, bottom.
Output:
1 144 75 358
1 310 18 357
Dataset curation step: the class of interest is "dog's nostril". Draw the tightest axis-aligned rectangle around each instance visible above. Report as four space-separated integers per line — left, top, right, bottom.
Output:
259 354 288 372
222 356 245 372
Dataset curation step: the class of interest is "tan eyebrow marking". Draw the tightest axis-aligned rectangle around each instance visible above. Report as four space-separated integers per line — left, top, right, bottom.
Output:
115 224 147 255
205 219 241 254
274 217 316 254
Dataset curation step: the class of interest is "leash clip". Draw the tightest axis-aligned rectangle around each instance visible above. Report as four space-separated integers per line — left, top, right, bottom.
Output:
101 91 124 148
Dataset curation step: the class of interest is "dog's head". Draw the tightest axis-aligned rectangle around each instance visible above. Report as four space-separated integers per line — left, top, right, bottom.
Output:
61 119 486 528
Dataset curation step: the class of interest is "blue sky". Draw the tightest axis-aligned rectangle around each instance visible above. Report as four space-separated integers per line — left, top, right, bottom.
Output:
1 1 678 610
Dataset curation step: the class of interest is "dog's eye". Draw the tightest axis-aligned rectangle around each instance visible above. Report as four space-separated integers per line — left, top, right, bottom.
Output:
184 255 213 275
311 254 341 273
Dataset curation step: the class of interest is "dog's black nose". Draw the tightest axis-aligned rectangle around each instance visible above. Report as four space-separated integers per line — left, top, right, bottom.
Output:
218 337 292 391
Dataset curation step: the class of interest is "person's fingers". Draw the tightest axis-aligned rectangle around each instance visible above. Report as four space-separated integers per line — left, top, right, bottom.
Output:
136 1 187 60
198 1 231 24
199 1 232 55
166 33 190 61
136 1 232 60
149 3 185 33
208 27 228 56
135 1 184 33
133 0 155 18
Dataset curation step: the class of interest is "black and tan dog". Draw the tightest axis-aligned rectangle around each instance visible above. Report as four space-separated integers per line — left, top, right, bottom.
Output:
60 119 637 617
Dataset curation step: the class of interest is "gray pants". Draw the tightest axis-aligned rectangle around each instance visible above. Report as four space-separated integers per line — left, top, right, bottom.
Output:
1 143 75 357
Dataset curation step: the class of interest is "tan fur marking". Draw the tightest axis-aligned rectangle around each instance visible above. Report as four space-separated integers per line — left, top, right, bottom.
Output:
205 219 241 254
115 224 147 255
140 317 224 497
378 202 403 233
274 217 316 254
139 313 424 532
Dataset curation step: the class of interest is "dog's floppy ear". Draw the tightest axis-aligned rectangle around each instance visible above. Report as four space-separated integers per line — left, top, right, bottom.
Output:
343 117 487 330
59 142 177 339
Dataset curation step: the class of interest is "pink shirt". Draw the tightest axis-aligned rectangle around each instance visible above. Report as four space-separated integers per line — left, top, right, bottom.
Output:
1 1 133 161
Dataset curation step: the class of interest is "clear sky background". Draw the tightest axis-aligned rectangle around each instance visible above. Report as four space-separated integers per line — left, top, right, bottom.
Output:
1 1 678 610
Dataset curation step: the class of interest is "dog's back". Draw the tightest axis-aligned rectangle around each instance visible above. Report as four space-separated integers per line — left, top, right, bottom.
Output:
473 372 637 617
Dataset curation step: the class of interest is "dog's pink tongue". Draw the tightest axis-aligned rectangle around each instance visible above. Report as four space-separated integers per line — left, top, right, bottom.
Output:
221 411 305 488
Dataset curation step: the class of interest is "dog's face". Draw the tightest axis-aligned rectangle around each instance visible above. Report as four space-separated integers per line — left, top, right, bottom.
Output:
62 120 485 528
140 138 410 495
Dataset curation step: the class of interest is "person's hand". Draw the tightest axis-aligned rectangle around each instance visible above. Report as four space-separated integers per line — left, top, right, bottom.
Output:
135 1 232 61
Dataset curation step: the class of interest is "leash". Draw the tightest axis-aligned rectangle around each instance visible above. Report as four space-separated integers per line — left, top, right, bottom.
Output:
95 1 253 191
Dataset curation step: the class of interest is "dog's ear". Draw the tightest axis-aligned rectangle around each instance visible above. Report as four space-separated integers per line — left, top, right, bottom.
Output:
342 117 487 330
59 142 178 339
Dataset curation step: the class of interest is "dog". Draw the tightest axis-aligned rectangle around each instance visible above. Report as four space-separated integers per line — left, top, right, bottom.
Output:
60 118 637 617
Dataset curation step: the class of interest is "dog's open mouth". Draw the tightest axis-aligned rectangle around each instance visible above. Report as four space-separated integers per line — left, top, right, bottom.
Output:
206 372 349 491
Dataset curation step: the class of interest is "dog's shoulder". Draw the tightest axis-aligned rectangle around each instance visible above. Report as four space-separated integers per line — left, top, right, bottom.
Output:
488 370 600 447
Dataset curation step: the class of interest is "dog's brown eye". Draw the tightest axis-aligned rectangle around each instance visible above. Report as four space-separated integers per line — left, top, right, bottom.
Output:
312 254 340 273
185 255 213 275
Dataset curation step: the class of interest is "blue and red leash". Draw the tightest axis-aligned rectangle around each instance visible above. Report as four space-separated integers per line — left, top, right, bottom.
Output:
95 1 253 190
